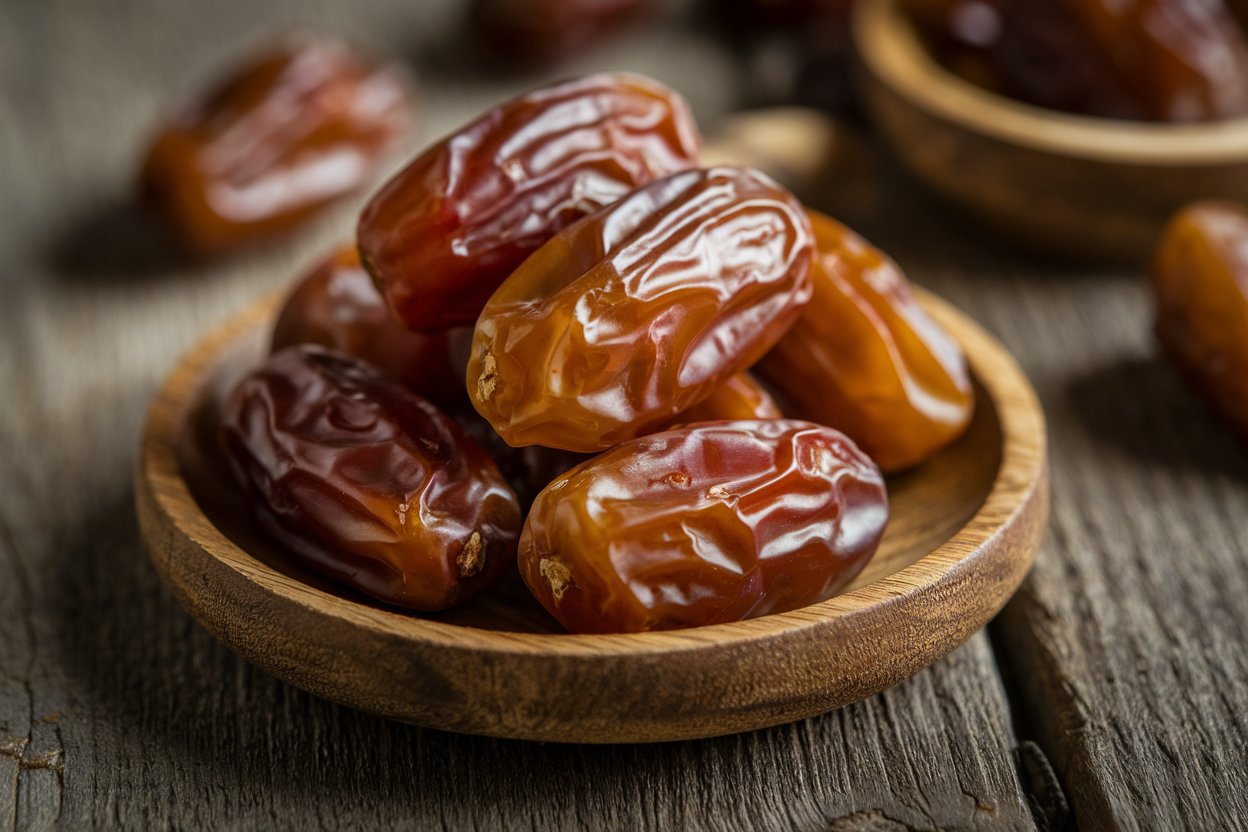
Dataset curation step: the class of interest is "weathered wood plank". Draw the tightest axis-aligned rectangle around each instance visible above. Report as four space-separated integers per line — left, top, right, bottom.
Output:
858 177 1248 830
0 0 1035 829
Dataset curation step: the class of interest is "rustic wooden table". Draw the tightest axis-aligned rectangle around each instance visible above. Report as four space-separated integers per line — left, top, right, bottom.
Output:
2 1 1246 829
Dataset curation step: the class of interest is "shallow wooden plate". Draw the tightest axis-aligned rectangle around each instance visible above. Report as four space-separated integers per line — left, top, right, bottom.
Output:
853 0 1248 261
135 289 1048 743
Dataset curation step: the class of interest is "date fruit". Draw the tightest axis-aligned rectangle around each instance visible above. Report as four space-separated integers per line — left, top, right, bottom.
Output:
142 37 412 255
758 211 973 472
467 166 814 453
271 246 465 408
519 420 888 633
357 73 701 330
222 345 521 611
676 372 781 423
911 0 1248 122
1152 201 1248 441
470 0 657 66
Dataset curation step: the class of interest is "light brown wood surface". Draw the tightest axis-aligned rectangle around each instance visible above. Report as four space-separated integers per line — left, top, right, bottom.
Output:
854 0 1248 262
134 288 1047 743
4 0 1248 828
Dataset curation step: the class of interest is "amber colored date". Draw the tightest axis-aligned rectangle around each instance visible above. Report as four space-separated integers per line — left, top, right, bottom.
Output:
676 373 781 423
1152 201 1248 441
911 0 1248 122
470 0 656 66
758 211 972 472
519 420 888 633
457 372 777 508
357 73 701 331
141 38 411 256
467 166 814 453
272 246 465 408
222 345 521 611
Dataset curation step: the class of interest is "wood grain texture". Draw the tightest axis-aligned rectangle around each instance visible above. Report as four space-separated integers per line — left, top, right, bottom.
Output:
134 289 1045 743
842 148 1248 828
854 0 1248 262
0 0 1041 827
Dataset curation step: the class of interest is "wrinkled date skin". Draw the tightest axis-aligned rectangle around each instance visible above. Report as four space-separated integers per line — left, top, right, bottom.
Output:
758 212 973 472
142 38 412 256
470 0 657 66
222 345 521 611
357 73 701 331
457 372 779 507
271 246 466 408
676 372 781 423
911 0 1248 122
468 166 814 453
519 420 888 633
1152 201 1248 441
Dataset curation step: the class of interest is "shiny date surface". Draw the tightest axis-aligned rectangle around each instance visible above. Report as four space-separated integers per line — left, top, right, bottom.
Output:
222 345 520 611
467 165 814 453
142 37 411 255
519 420 888 633
911 0 1248 122
271 246 466 408
676 372 781 424
759 211 973 472
357 73 701 331
1152 201 1248 441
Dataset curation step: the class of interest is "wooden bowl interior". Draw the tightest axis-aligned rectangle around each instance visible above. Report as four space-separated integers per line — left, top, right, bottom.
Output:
180 309 1003 636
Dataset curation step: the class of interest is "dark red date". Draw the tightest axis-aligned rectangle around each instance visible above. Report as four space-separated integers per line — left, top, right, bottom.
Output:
470 0 657 66
519 420 888 633
271 246 465 408
222 345 520 611
911 0 1248 122
142 37 412 255
357 73 701 331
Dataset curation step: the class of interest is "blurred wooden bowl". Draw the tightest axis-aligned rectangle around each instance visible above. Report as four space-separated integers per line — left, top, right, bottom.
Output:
852 0 1248 261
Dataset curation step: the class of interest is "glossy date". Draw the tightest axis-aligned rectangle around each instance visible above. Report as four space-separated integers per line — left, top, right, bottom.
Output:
467 165 814 453
1152 201 1248 441
911 0 1248 122
758 211 972 472
357 73 701 331
676 372 781 423
222 345 521 611
141 37 412 255
271 246 465 408
519 420 888 633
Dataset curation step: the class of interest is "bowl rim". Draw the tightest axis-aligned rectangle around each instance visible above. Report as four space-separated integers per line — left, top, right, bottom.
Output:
138 288 1047 659
853 0 1248 165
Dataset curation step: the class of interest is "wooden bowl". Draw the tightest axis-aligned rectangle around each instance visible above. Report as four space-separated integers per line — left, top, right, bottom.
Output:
853 0 1248 261
135 290 1048 743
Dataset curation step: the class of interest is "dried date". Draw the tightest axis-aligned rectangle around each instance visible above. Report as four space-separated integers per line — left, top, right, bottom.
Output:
676 372 781 423
467 165 814 452
357 73 701 330
757 211 973 472
142 37 412 255
911 0 1248 122
222 345 521 611
519 420 888 633
1152 201 1248 441
272 246 466 408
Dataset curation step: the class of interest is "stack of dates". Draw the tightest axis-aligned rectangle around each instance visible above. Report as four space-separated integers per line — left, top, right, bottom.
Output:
222 73 975 633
